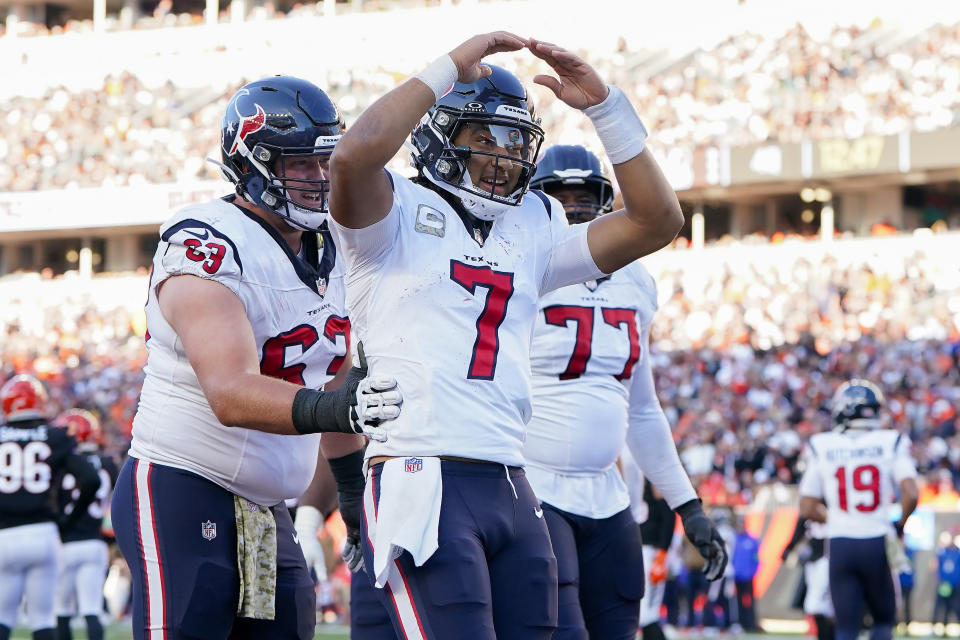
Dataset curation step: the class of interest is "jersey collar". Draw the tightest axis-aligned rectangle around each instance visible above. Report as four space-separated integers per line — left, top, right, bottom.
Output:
228 197 334 295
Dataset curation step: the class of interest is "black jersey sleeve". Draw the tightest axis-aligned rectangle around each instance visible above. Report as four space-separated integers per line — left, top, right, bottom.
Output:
59 451 99 532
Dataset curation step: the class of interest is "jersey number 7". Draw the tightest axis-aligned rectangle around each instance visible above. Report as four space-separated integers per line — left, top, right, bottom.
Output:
450 261 515 380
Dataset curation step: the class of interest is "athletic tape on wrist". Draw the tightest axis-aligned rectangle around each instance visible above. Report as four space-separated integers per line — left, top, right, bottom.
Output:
415 54 459 102
583 85 649 165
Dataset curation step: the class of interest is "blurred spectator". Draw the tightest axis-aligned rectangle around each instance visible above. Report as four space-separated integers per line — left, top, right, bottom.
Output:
933 529 960 633
732 516 760 631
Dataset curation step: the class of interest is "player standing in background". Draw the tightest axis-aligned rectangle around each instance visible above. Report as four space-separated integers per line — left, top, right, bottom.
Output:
782 516 834 640
53 409 118 640
525 144 726 640
621 451 686 640
329 31 684 638
0 375 98 640
111 76 401 640
798 380 919 640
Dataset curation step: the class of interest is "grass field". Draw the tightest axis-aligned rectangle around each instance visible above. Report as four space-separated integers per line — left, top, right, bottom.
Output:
15 624 955 639
12 628 796 640
10 628 830 640
11 624 352 639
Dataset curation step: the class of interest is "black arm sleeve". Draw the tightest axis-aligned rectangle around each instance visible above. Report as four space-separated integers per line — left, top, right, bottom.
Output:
60 453 99 530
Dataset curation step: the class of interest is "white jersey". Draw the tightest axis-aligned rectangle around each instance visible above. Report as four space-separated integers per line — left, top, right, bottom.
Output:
524 262 657 518
798 428 917 539
331 172 603 466
130 198 349 506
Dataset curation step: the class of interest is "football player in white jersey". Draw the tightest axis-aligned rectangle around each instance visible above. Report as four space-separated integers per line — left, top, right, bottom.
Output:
0 376 99 640
525 145 726 640
328 32 684 639
111 76 402 640
782 516 833 640
798 380 919 640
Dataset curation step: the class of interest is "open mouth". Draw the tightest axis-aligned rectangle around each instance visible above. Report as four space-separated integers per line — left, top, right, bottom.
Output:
299 191 324 203
480 176 509 195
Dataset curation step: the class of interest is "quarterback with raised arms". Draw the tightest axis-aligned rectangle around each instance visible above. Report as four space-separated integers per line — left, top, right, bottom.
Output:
329 32 683 639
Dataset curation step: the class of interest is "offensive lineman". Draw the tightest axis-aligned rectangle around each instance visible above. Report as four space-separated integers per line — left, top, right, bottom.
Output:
54 409 118 640
525 145 726 639
0 376 98 640
111 76 401 640
329 32 684 638
798 380 919 640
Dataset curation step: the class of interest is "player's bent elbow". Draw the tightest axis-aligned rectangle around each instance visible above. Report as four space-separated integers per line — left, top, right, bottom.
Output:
329 143 366 178
206 387 245 428
659 202 685 247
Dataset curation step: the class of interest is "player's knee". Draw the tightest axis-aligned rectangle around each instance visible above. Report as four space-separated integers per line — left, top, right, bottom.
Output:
178 561 238 639
503 554 558 631
291 581 317 640
613 543 645 602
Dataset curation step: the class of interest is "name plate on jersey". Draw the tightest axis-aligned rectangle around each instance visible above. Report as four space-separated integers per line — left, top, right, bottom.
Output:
415 205 446 237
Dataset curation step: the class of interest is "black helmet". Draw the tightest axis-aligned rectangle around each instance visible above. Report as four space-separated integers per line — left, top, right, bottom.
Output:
217 76 344 231
832 379 884 430
531 145 614 223
410 65 545 221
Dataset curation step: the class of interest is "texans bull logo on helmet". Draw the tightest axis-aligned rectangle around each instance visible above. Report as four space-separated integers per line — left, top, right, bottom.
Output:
227 100 266 156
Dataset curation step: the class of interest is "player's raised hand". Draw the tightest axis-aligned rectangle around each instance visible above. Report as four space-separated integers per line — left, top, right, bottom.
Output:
449 32 528 84
528 38 609 109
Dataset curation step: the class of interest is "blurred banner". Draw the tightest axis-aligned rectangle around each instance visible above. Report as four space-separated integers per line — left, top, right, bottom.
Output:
682 126 960 191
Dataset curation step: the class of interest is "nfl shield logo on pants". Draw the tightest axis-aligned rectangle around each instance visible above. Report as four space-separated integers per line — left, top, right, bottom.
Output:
201 520 217 541
404 457 423 473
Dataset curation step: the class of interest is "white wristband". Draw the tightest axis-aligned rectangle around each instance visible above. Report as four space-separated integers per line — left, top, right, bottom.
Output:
582 85 648 165
414 54 459 102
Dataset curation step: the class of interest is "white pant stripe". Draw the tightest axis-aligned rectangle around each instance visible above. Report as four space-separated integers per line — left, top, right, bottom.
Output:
134 461 166 640
385 560 426 640
364 469 425 640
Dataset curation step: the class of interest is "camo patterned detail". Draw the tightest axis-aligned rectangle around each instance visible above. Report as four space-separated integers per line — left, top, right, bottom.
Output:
234 496 278 619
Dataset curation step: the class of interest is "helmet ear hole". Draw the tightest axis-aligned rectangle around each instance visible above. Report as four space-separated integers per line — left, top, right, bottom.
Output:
436 159 462 183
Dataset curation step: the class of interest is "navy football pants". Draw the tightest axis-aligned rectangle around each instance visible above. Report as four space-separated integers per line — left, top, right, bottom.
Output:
543 504 645 640
354 460 558 640
111 458 316 640
828 536 896 640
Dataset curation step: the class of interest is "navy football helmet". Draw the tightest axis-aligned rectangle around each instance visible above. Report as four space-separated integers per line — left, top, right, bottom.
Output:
832 379 885 430
215 76 344 231
531 145 614 223
410 65 545 221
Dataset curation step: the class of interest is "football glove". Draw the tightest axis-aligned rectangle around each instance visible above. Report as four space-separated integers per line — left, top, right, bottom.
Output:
341 341 402 442
293 505 328 582
650 548 668 585
328 450 366 574
291 341 402 441
677 499 728 581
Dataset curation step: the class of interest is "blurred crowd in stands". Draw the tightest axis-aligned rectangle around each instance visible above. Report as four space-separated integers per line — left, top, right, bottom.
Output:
0 0 466 38
2 16 959 191
0 274 147 459
3 241 959 510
